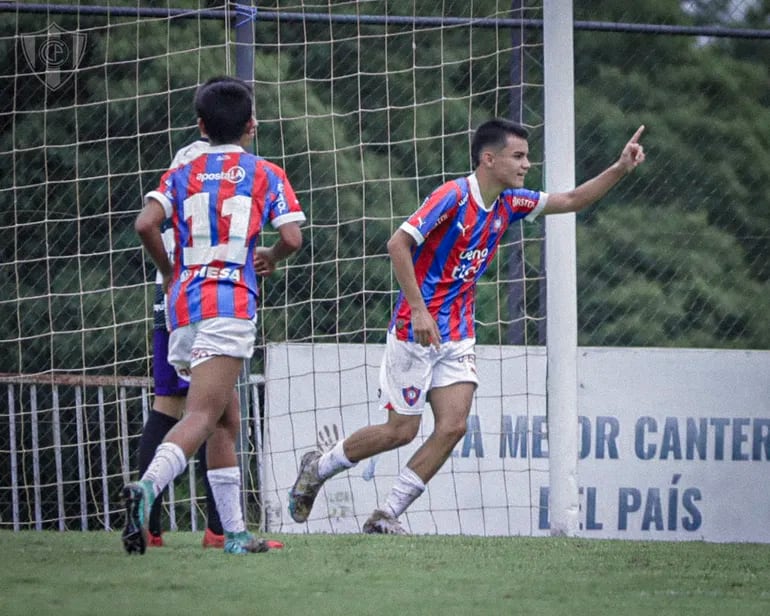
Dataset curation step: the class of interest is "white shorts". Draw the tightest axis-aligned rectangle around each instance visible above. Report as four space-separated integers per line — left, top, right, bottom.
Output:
168 317 256 379
379 333 478 416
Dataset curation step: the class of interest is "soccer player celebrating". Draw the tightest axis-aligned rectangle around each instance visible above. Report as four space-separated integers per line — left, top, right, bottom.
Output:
289 118 645 534
125 76 305 554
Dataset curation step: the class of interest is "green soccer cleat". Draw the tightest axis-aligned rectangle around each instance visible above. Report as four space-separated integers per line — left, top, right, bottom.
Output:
287 450 323 523
121 480 155 555
224 531 270 555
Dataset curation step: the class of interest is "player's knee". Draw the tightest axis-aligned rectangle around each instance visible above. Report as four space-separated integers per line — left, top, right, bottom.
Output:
393 429 418 448
182 407 219 436
387 421 420 448
216 409 239 432
436 419 467 444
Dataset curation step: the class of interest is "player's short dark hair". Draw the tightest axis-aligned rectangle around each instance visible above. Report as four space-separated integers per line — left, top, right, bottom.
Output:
194 76 253 144
471 118 529 168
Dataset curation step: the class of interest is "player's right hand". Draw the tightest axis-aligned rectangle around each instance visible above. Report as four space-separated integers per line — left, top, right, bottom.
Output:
411 308 441 349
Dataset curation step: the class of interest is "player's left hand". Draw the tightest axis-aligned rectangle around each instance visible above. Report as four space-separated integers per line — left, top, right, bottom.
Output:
254 246 277 276
618 125 646 172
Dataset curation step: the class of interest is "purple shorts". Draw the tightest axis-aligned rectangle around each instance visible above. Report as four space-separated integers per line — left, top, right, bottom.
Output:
153 328 189 397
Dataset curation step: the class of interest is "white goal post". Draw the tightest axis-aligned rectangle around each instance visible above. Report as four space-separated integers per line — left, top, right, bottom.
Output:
543 0 580 537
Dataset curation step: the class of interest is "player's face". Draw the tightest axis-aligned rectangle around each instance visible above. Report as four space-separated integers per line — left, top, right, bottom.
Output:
488 134 531 188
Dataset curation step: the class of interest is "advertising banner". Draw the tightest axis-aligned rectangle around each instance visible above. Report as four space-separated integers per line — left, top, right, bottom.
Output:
263 344 770 542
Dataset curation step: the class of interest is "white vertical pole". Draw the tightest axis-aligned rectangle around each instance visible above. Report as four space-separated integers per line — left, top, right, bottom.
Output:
8 385 20 531
543 0 580 536
98 387 110 530
31 386 43 530
75 386 87 530
52 386 65 531
233 0 257 525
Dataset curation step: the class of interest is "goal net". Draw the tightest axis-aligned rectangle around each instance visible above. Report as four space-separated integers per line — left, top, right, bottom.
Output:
0 1 548 535
0 1 233 530
255 3 549 535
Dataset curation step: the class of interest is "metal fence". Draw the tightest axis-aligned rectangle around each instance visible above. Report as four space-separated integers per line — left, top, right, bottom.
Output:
0 373 263 530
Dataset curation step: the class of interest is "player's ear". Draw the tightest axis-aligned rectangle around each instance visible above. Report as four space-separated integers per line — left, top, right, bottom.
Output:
197 117 207 136
245 117 257 138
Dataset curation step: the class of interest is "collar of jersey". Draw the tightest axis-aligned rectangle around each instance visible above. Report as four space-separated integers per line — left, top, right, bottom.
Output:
200 144 245 154
466 173 496 213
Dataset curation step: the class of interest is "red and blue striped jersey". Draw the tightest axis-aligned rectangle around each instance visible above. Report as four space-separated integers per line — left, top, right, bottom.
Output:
390 173 547 342
155 140 210 287
146 143 305 330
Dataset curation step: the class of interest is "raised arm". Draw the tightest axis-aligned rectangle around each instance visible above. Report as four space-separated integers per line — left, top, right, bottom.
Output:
542 125 646 215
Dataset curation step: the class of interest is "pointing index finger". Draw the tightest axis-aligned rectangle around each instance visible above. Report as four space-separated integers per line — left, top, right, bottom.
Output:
629 124 645 144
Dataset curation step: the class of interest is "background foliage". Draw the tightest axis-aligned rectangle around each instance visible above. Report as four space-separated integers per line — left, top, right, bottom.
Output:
1 0 768 380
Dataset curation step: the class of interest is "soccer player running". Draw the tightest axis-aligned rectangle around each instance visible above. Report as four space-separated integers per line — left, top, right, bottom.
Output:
125 76 305 554
289 118 645 534
138 136 225 549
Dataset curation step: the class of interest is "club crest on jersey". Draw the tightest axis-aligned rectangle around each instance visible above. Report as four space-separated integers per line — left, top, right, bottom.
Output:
402 386 421 407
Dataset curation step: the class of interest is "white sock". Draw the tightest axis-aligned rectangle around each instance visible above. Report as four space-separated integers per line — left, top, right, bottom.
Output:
141 442 187 497
317 440 356 481
383 467 425 519
207 466 245 534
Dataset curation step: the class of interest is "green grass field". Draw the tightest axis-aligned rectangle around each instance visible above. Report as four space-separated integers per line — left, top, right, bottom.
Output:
2 531 769 615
